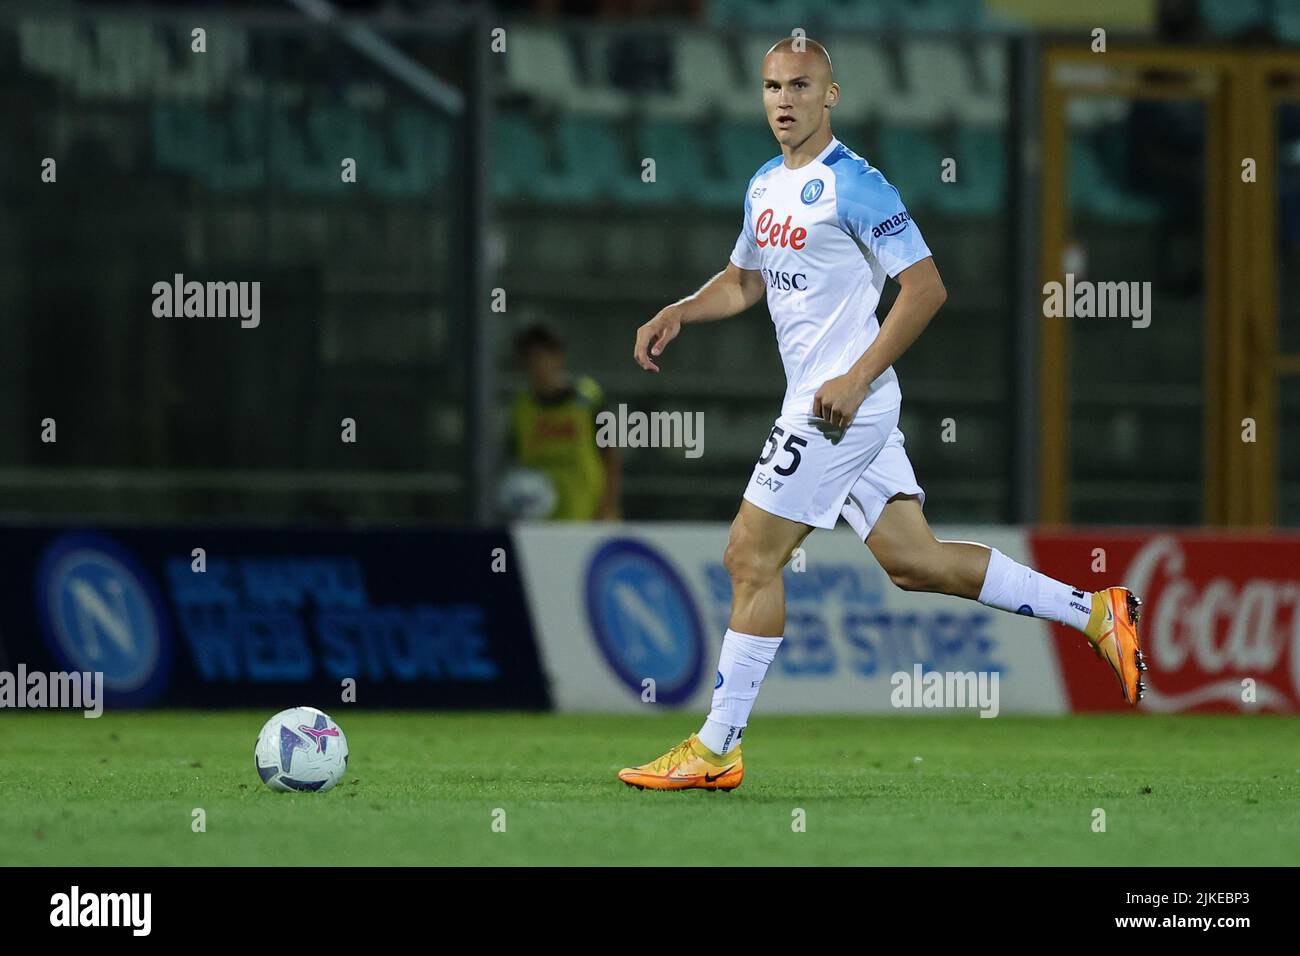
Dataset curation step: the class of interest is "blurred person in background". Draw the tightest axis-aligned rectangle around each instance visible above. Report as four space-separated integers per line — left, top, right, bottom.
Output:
506 324 621 521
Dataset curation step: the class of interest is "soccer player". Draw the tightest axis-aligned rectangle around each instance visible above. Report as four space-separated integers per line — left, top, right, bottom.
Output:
619 37 1145 792
509 324 621 521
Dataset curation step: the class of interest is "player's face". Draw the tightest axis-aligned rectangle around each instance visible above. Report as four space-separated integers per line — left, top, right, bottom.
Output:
523 346 565 392
761 52 835 148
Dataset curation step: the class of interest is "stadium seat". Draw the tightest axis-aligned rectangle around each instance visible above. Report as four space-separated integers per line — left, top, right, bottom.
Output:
1065 96 1131 130
372 109 451 199
537 117 632 203
636 119 735 207
818 37 899 125
897 0 984 31
734 33 812 122
933 126 1006 216
270 108 337 194
22 16 244 102
18 17 76 82
77 19 155 98
720 38 765 121
152 102 266 192
582 31 728 122
1276 5 1300 43
155 23 249 99
717 120 781 194
500 26 579 101
1068 133 1161 223
974 39 1010 115
268 104 403 196
306 105 372 194
153 104 211 176
882 39 989 126
209 100 268 192
818 0 895 30
626 119 693 204
503 26 625 116
876 126 946 210
710 0 814 29
1199 0 1268 36
491 111 549 201
708 0 753 26
654 33 746 121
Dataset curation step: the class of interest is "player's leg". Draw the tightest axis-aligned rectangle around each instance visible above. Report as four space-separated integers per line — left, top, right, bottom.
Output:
864 495 1147 704
619 407 899 790
724 498 813 636
700 499 810 746
618 501 811 791
861 494 989 598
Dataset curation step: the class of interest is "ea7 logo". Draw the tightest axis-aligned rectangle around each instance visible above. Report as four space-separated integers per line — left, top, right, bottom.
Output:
754 472 784 492
50 886 151 936
871 211 910 238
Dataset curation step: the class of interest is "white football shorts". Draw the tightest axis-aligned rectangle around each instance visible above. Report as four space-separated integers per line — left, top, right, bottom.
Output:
741 405 925 540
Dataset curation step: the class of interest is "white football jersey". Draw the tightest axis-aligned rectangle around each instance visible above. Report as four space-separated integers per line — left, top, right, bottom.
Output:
730 136 932 424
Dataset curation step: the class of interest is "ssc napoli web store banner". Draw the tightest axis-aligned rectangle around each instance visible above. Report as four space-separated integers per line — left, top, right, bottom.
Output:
515 523 1069 714
0 525 548 710
1028 531 1300 713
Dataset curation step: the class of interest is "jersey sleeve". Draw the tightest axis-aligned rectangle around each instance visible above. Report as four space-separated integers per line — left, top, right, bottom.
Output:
728 193 760 271
835 165 932 278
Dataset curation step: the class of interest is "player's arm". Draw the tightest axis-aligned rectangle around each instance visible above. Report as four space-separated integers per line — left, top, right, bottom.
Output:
813 257 947 427
597 444 622 520
580 379 622 520
633 262 765 372
848 256 947 385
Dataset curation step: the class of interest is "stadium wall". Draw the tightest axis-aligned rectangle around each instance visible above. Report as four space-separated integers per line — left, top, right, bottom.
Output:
518 524 1300 715
0 525 548 710
1 523 1295 715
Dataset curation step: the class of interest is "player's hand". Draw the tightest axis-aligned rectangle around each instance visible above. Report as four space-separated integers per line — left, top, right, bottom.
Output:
634 306 683 372
812 373 868 429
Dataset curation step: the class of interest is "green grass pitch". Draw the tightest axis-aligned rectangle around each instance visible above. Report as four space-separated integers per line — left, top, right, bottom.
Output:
1 711 1296 866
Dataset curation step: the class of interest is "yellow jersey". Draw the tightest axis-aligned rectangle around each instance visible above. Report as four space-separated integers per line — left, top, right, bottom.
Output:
509 376 606 520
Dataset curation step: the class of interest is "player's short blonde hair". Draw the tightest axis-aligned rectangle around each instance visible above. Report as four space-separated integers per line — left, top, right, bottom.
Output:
763 36 833 80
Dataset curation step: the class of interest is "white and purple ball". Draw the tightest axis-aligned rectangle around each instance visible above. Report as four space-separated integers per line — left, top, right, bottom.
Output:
496 467 558 520
254 706 349 792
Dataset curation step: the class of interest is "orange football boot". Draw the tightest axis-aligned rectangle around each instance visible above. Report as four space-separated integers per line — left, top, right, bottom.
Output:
618 735 743 792
1087 587 1148 705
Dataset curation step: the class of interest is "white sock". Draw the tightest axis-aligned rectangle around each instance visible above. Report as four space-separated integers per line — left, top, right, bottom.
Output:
977 548 1092 633
697 629 782 755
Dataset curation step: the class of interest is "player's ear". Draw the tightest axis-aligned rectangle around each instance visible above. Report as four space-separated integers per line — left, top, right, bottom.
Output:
826 81 839 109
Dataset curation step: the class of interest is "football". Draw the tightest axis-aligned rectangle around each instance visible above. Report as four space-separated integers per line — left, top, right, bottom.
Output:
254 706 349 792
496 466 558 519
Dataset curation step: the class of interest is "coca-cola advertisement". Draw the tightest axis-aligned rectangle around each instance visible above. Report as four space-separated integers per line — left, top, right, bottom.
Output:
1031 532 1300 713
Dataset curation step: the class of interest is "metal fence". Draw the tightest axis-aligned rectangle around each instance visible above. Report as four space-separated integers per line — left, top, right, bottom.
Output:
0 4 486 525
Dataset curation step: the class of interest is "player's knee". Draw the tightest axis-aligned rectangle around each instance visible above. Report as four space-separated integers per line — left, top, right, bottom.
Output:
882 553 944 593
886 565 926 592
723 538 778 591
